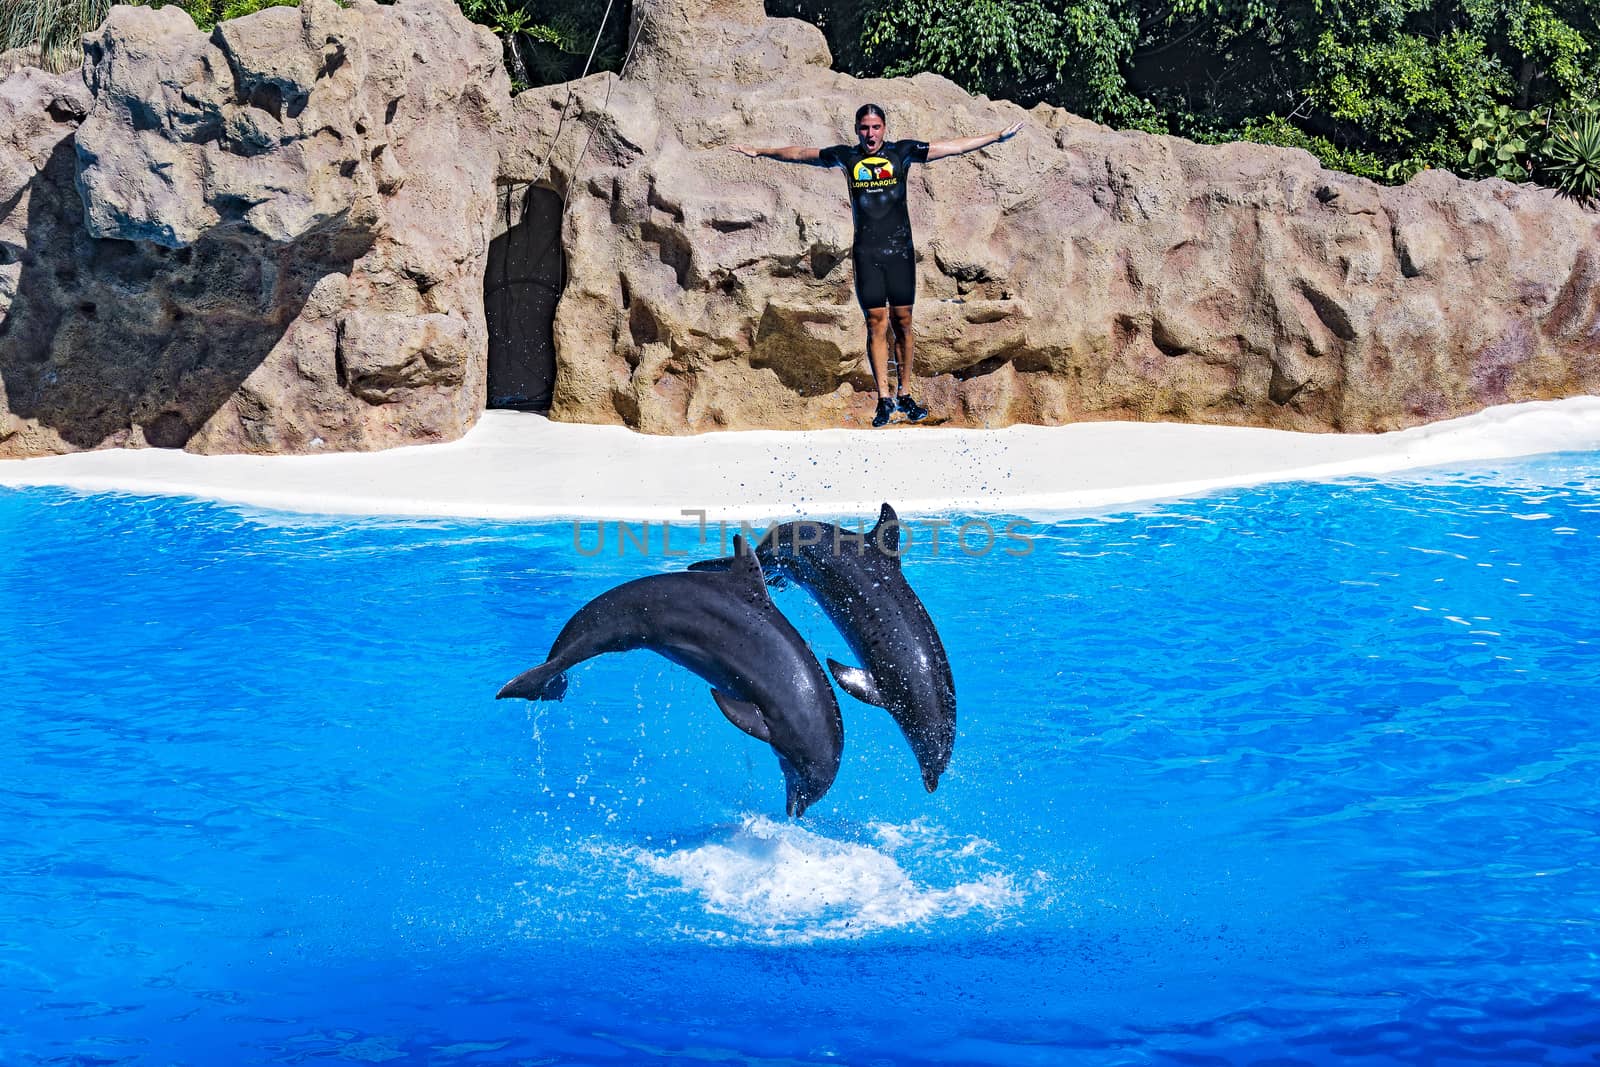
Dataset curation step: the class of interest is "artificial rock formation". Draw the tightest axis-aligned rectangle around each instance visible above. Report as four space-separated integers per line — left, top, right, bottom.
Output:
2 0 1599 455
509 0 1600 433
0 0 506 455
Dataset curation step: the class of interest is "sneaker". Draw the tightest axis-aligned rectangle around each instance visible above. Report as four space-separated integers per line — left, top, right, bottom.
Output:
896 394 929 422
871 397 896 427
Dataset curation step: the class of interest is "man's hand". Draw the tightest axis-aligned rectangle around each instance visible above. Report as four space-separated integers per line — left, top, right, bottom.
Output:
927 122 1025 162
728 145 825 165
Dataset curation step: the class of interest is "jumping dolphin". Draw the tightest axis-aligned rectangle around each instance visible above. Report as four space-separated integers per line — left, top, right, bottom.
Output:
496 537 844 816
692 504 956 791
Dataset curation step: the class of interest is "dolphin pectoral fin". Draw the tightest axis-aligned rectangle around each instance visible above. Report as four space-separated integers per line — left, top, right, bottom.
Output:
827 658 886 708
712 689 771 743
497 662 570 701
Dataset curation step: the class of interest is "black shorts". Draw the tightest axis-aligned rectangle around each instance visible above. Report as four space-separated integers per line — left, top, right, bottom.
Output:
852 246 915 310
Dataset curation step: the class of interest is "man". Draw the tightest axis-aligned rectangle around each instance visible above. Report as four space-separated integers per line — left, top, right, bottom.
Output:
731 105 1024 426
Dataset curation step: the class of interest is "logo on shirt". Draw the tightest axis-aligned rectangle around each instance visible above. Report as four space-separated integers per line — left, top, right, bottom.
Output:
851 157 897 188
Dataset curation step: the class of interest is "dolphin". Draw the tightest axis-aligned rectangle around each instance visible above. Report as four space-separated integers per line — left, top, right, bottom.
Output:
496 537 844 817
692 504 956 791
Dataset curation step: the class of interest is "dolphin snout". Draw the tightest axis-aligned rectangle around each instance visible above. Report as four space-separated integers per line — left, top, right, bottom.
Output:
785 781 813 818
782 762 829 818
922 768 940 793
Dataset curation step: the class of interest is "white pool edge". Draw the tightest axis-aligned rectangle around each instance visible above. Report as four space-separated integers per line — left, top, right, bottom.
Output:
3 397 1600 521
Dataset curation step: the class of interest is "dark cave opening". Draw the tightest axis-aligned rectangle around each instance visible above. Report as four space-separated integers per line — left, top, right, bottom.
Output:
485 183 564 412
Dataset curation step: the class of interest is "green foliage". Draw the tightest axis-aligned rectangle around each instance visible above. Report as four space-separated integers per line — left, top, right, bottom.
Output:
6 0 1594 200
1473 0 1592 97
0 0 613 89
0 0 312 67
1302 26 1508 170
1542 109 1600 200
1 0 111 71
149 0 298 31
450 0 631 92
1220 115 1391 181
777 0 1600 194
217 0 298 24
859 0 1140 120
1464 102 1546 179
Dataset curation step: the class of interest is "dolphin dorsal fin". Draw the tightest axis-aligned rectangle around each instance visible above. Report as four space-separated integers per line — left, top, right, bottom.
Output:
729 535 771 598
869 502 902 566
712 689 771 742
828 658 887 708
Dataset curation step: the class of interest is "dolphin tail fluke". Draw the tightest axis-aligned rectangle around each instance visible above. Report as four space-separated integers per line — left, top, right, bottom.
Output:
827 658 886 708
496 661 570 702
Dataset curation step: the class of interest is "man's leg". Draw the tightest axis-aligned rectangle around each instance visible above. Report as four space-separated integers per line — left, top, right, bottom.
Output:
865 307 892 399
888 304 928 421
855 250 899 426
882 251 927 421
889 305 914 393
863 308 898 426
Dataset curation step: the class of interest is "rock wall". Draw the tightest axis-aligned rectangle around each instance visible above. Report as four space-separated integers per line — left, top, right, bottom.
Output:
1 0 506 456
508 0 1600 433
0 47 42 78
2 0 1598 455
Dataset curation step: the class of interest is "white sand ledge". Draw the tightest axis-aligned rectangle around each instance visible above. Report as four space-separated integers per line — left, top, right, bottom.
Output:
3 397 1600 521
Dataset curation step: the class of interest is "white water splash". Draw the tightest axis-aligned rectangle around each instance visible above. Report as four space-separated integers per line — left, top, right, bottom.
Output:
630 815 1020 943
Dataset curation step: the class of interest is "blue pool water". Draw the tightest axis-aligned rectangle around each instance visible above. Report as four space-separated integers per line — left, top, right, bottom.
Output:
3 454 1600 1065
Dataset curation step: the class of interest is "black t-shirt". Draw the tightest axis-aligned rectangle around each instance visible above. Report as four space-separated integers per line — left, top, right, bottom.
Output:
818 139 930 253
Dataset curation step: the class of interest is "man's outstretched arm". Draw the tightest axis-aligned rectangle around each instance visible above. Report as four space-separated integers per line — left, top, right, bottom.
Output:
925 121 1024 162
728 144 829 166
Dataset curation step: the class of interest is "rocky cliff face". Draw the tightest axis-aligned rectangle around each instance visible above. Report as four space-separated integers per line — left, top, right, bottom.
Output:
1 0 505 455
2 0 1598 456
511 0 1600 433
